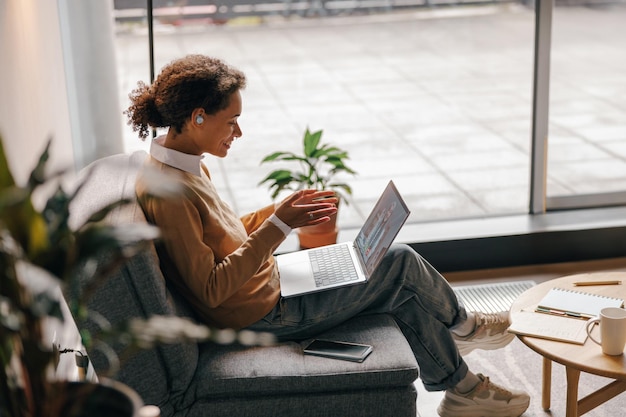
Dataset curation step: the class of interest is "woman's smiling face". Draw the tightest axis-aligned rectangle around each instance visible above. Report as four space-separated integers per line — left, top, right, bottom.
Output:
196 90 243 158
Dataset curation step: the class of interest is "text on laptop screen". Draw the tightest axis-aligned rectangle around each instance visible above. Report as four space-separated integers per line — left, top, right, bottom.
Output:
355 182 410 276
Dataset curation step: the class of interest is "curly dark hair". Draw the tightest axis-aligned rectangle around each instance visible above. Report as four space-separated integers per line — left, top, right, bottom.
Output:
125 55 247 140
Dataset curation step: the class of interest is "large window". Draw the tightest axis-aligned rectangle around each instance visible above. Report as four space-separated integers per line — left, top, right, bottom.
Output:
112 0 625 228
546 2 626 210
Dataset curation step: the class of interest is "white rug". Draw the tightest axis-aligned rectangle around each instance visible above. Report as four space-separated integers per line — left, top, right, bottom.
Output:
416 337 626 417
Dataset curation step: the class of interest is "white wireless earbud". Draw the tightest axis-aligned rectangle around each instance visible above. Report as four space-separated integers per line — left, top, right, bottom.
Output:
196 115 204 124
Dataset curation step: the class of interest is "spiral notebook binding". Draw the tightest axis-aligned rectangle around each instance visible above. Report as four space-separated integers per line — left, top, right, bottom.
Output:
536 287 624 319
555 287 622 301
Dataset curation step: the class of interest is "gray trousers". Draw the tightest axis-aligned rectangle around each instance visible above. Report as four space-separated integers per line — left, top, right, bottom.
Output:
246 243 469 391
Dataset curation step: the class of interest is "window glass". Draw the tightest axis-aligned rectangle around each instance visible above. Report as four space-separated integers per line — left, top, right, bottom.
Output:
114 2 534 226
547 2 626 203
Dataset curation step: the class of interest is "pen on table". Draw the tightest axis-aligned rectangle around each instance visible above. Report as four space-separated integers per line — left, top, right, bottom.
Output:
536 307 565 316
535 307 589 319
573 280 622 286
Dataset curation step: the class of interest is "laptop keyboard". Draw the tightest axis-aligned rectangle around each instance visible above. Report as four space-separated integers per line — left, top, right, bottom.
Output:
308 245 360 287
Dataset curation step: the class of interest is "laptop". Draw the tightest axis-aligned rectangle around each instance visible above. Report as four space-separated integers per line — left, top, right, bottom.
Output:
277 180 410 298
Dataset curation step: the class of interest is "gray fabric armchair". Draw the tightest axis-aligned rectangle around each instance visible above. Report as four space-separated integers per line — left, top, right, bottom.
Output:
68 151 420 417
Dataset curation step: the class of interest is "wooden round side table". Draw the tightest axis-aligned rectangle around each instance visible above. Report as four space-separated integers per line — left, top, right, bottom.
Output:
510 271 626 417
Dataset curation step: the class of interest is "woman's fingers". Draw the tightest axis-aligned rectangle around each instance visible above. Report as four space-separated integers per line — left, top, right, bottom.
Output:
275 190 338 228
305 205 338 222
295 189 338 205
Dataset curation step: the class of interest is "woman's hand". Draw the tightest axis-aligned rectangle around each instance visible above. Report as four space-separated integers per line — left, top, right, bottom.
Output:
274 190 339 229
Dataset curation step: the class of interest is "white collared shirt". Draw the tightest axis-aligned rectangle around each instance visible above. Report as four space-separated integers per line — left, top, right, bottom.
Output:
149 135 204 177
148 135 291 236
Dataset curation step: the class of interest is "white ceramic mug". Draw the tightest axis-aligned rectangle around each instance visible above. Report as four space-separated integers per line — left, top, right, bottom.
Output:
585 307 626 356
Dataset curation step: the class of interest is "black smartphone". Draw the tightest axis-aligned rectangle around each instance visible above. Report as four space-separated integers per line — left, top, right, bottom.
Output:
303 339 373 362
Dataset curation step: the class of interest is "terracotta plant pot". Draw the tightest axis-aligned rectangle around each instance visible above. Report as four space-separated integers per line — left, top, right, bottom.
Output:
297 203 339 249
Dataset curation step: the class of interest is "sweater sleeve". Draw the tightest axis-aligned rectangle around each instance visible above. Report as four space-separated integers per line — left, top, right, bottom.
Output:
240 203 276 234
140 189 285 309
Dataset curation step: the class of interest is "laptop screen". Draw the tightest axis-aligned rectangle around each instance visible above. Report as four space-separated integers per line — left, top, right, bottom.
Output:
354 181 410 276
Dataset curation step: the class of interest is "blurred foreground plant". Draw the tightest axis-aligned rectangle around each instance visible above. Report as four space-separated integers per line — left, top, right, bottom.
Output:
0 135 274 417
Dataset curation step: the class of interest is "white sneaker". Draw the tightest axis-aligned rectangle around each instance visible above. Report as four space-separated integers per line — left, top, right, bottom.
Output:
437 373 530 417
453 311 515 356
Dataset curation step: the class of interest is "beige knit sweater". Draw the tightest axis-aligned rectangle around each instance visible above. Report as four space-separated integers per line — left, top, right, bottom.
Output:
136 156 284 329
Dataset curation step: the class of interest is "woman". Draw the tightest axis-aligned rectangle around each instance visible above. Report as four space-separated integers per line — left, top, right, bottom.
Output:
128 54 529 417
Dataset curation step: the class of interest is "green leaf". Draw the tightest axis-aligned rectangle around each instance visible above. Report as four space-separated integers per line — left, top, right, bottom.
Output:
31 292 63 321
0 187 29 212
258 169 294 184
0 136 52 258
26 137 52 190
41 186 73 252
303 128 323 157
260 151 296 163
26 213 51 260
0 296 21 332
0 133 16 190
258 127 358 202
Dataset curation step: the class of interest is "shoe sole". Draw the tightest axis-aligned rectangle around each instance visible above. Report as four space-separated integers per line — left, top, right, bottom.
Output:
456 331 515 356
437 402 529 417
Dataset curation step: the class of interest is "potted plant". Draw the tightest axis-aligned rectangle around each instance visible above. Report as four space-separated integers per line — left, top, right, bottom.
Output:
0 135 273 417
259 128 357 248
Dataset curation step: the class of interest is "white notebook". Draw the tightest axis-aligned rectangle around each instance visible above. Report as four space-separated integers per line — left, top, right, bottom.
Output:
535 287 624 319
509 310 589 345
